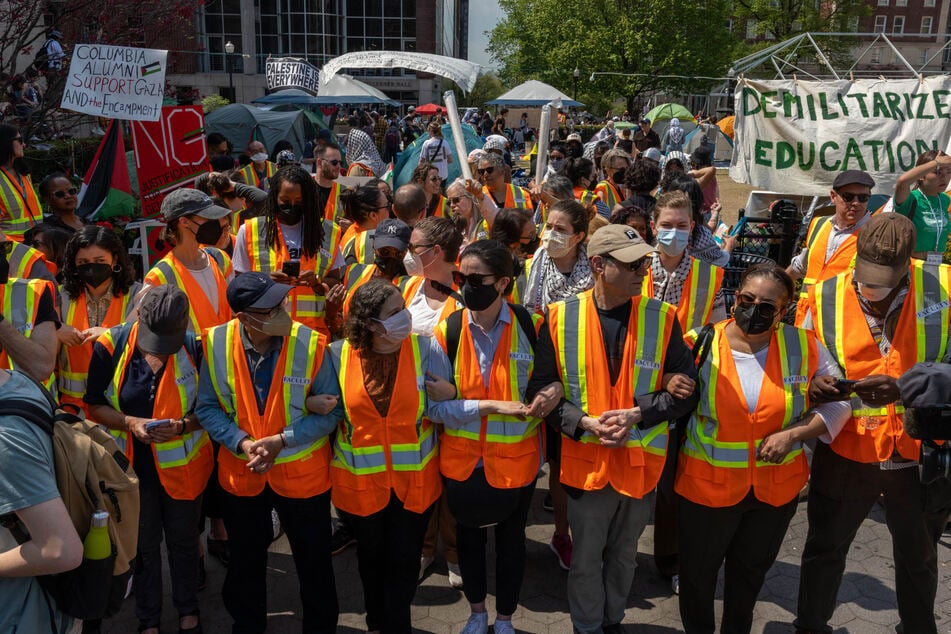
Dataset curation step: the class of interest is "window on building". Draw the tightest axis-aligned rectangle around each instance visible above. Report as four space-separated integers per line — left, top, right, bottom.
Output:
877 0 888 5
896 0 907 6
847 16 859 32
922 16 933 34
925 0 935 6
893 16 904 33
874 15 887 33
725 18 733 32
201 0 243 72
247 0 342 73
870 48 882 64
746 18 757 39
921 48 930 66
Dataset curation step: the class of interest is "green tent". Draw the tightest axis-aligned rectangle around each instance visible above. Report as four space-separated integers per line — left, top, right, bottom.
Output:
643 103 695 123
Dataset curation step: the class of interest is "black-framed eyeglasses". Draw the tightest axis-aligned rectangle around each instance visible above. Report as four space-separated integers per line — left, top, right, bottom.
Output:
477 166 495 175
452 271 496 287
837 192 870 203
11 136 23 143
322 158 342 166
603 255 649 271
0 241 13 255
53 188 78 198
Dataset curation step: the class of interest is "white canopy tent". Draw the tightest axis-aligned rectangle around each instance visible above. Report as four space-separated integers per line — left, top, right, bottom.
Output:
487 80 584 108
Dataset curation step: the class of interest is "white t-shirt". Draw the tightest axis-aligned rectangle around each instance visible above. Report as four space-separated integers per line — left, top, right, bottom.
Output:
408 282 445 336
188 258 221 313
232 222 343 273
419 137 451 180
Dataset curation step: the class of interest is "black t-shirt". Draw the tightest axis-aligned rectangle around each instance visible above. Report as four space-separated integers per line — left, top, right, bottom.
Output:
33 286 59 328
316 183 333 219
596 300 631 385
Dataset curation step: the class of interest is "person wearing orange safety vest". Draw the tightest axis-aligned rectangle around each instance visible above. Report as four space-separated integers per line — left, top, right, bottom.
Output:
412 161 450 218
675 263 848 634
313 145 346 222
594 148 630 211
487 208 539 307
479 153 531 212
398 216 464 336
239 140 277 192
796 213 951 634
786 170 874 326
0 125 40 241
525 225 698 634
327 279 443 633
339 182 390 265
339 218 411 317
232 166 344 338
196 272 340 633
57 226 141 415
429 240 562 634
85 285 211 634
144 188 234 337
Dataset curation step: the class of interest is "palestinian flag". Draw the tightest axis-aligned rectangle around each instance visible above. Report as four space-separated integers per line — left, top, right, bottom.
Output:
77 120 135 220
381 161 394 186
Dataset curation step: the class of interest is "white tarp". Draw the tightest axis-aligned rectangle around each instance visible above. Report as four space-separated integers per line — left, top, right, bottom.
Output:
320 51 480 92
486 79 584 107
61 44 167 121
730 77 951 195
266 57 321 94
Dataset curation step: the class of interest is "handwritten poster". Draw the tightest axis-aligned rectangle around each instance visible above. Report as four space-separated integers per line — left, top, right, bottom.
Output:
61 44 167 121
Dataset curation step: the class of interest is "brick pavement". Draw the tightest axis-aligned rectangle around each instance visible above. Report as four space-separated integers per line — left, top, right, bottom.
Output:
104 467 951 633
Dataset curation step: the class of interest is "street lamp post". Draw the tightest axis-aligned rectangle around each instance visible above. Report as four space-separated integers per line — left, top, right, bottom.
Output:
573 67 579 101
225 40 235 102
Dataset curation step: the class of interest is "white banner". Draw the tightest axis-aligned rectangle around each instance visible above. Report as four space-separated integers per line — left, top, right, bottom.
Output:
61 44 166 121
265 57 321 94
730 77 951 195
320 51 481 93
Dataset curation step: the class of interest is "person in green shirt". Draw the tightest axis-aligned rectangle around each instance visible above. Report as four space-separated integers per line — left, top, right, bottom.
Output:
893 149 951 258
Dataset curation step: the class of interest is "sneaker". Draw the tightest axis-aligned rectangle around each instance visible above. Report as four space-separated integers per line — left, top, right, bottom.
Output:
671 574 680 595
330 525 356 555
542 492 554 512
271 509 283 542
447 561 463 588
493 619 515 634
459 612 488 634
419 555 434 581
549 533 572 571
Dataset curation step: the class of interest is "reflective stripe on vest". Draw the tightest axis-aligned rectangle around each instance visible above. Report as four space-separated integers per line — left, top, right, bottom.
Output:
395 275 461 322
342 229 373 265
343 263 379 317
8 243 43 279
145 248 231 335
643 256 723 333
0 169 38 239
595 181 622 209
239 162 276 190
323 181 343 221
0 278 55 392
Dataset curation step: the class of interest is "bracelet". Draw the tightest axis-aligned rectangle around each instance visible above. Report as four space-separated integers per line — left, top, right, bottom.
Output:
178 419 186 435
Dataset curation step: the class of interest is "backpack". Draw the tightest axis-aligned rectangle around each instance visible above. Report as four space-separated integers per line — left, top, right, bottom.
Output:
385 126 400 152
32 39 52 71
0 373 139 621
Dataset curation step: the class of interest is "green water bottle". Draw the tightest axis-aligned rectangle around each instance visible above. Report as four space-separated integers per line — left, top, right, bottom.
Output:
83 510 111 560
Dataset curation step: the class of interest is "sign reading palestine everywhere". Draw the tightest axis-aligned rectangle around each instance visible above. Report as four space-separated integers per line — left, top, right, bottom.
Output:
730 77 951 195
61 44 167 121
266 57 321 95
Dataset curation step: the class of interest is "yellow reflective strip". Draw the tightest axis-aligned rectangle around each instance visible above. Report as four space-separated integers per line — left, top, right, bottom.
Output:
508 312 520 399
915 261 926 360
576 303 589 413
776 327 793 426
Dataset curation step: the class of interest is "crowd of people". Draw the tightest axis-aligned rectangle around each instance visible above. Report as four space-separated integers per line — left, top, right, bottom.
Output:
0 104 950 634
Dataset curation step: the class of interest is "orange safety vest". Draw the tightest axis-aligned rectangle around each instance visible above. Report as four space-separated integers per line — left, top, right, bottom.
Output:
329 335 441 515
342 263 387 317
794 215 859 326
204 318 331 498
58 284 140 414
642 256 724 335
428 195 449 218
573 186 599 209
675 321 817 508
434 306 544 488
0 167 40 241
483 184 531 211
0 278 56 392
239 161 276 191
595 180 623 209
7 242 44 279
317 181 344 222
144 247 232 337
395 275 462 324
100 322 212 501
242 216 341 336
547 290 675 497
809 262 951 463
341 225 374 265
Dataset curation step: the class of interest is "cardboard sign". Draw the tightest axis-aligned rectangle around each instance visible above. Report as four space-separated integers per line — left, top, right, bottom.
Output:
266 57 321 95
61 44 167 121
131 105 208 219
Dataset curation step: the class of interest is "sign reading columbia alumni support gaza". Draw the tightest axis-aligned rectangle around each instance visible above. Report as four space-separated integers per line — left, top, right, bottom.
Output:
730 77 951 195
61 44 167 121
265 57 321 95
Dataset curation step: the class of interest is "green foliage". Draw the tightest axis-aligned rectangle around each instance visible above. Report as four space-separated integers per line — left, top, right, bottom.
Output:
463 73 506 108
202 94 231 114
23 138 109 183
488 0 739 113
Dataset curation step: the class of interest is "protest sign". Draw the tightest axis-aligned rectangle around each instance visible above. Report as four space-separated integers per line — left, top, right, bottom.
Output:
61 44 167 121
266 57 321 94
730 77 951 195
131 106 208 219
319 51 481 92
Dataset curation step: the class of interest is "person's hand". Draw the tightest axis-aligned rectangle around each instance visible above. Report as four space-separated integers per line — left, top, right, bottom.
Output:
425 371 456 402
809 374 850 403
710 199 722 216
598 407 642 431
490 400 529 419
525 382 564 418
247 435 283 474
269 270 292 284
297 270 318 288
936 151 951 168
721 234 737 253
148 419 178 444
854 374 900 407
464 178 484 200
338 218 354 234
81 326 107 344
305 394 338 415
758 429 796 464
57 324 85 347
662 373 696 400
127 417 154 444
599 423 630 448
325 282 346 306
579 415 609 439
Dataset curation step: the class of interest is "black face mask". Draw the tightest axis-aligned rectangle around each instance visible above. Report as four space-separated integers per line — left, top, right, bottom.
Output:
0 248 9 285
76 262 113 288
374 254 406 279
277 204 304 225
462 281 500 312
612 171 626 187
733 301 776 335
194 218 224 245
520 237 540 257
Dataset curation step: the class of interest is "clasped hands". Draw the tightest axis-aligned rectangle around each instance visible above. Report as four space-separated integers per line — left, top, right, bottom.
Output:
239 435 283 475
580 408 643 448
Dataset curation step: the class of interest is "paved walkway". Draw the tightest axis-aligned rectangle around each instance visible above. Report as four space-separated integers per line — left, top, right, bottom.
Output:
104 467 951 633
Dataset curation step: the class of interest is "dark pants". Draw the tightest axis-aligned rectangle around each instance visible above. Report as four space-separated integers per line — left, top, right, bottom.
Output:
455 479 536 616
339 494 435 633
654 424 681 577
222 486 338 634
135 485 203 628
796 442 951 634
678 491 797 634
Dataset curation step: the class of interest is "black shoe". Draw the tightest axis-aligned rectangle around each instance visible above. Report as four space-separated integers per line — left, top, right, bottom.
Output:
330 525 356 555
542 492 554 512
206 537 230 567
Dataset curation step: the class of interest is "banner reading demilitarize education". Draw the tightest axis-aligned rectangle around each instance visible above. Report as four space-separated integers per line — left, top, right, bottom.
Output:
61 44 167 121
266 57 321 94
730 77 951 195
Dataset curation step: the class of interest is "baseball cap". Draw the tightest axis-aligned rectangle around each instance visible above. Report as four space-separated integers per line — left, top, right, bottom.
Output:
276 149 298 167
640 118 651 125
161 188 231 222
587 224 656 263
227 271 292 313
372 219 411 251
138 285 190 355
853 213 915 287
833 169 875 190
566 133 583 143
642 147 663 162
407 106 416 113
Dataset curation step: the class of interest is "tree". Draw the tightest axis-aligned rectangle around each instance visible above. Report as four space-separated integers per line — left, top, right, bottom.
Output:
488 0 739 115
463 73 505 108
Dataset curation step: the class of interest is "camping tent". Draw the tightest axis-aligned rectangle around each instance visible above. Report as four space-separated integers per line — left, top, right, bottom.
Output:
253 88 322 105
487 80 584 107
393 124 484 188
205 104 319 158
644 103 695 124
683 124 733 163
253 76 399 106
717 115 735 140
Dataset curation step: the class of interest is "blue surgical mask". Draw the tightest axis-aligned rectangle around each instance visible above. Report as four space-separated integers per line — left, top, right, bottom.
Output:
656 228 690 256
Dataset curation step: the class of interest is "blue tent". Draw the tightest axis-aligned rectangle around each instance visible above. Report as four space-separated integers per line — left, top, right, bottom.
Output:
393 124 484 187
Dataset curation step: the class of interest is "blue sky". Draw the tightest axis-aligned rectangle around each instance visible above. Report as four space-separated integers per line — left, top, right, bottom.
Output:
467 0 503 70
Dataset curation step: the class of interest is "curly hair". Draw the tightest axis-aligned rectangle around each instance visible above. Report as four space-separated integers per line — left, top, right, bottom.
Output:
344 279 401 353
411 161 438 186
61 225 136 299
625 159 661 195
263 166 324 259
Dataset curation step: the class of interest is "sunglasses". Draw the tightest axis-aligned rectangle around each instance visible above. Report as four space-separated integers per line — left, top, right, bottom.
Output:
11 136 23 143
837 192 870 203
735 293 779 316
452 271 496 287
477 166 495 175
449 196 467 205
603 255 649 271
53 187 78 198
322 159 342 166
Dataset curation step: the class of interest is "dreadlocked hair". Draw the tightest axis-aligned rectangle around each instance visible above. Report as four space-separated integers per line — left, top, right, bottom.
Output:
264 165 324 259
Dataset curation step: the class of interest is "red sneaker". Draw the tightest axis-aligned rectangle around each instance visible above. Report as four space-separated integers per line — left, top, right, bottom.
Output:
549 533 572 570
